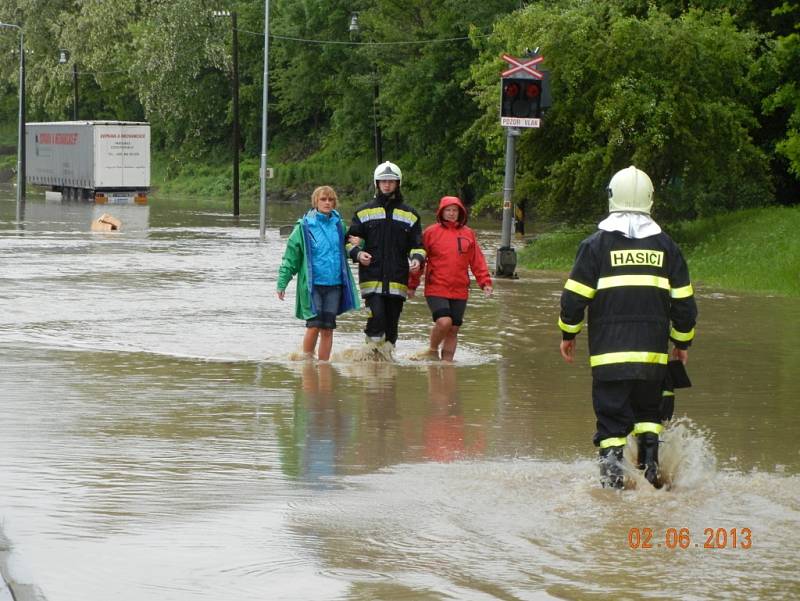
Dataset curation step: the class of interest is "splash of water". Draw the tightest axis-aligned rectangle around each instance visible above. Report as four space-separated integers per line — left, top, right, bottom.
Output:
406 346 441 362
332 341 396 363
622 416 717 491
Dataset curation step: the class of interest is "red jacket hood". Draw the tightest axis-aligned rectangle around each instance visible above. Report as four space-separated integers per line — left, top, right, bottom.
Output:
436 196 467 227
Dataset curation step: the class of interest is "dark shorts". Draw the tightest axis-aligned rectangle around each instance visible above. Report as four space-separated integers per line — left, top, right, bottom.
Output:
307 285 342 329
426 296 467 327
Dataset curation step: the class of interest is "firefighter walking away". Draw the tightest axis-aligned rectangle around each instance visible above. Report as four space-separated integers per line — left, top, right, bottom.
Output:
558 166 698 489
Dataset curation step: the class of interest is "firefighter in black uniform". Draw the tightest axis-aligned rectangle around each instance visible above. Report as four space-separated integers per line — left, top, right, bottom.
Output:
558 166 698 489
348 161 426 357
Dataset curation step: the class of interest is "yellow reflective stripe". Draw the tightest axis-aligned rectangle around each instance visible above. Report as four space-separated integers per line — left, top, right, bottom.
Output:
410 247 427 258
558 317 583 334
597 275 670 291
662 390 675 397
590 351 669 367
671 284 694 298
564 279 596 299
357 207 386 222
633 422 664 435
393 209 418 226
359 281 409 296
599 437 627 449
359 281 381 294
670 327 695 342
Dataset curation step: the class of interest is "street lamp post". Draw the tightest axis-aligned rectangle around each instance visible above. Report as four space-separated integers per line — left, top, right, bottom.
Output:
1 21 25 216
58 49 79 120
349 14 382 164
213 10 240 216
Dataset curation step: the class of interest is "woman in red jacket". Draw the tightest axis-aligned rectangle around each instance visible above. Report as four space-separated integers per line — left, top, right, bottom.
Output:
409 196 493 361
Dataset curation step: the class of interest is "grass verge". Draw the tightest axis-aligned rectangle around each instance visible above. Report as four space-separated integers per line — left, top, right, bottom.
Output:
150 149 375 211
518 206 800 296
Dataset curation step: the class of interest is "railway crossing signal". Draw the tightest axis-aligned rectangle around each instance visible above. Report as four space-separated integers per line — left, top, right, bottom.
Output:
496 51 552 277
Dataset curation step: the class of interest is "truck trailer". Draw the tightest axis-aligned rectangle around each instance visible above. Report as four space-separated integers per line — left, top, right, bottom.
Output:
26 121 150 204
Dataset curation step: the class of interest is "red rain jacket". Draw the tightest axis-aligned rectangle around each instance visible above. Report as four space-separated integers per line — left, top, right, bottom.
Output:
409 196 492 299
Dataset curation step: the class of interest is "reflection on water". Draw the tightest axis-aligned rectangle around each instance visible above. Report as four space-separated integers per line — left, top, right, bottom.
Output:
423 364 486 462
17 201 151 233
1 189 799 600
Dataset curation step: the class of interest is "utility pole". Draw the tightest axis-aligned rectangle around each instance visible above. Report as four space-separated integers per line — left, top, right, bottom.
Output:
350 13 383 165
58 50 79 120
18 29 25 213
73 63 79 120
232 11 240 216
259 0 270 240
2 22 26 217
213 10 240 216
373 75 382 164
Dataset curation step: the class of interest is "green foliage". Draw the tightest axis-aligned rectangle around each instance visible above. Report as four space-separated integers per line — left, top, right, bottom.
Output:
666 206 800 295
471 1 774 222
763 1 800 178
350 0 518 208
0 0 797 216
150 145 375 209
0 118 15 146
517 225 596 271
519 206 800 296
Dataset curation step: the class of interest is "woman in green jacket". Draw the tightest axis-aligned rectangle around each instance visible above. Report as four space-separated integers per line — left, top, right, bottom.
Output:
277 186 360 360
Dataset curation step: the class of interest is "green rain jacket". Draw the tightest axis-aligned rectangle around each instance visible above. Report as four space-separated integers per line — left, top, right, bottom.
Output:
276 210 361 320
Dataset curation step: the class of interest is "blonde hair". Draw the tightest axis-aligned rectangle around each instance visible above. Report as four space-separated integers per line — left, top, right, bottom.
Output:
311 186 338 209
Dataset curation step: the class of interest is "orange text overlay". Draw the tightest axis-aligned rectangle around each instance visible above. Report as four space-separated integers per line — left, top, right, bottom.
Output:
628 527 752 550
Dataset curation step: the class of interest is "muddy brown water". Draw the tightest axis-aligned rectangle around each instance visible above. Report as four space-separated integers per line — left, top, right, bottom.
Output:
1 190 798 600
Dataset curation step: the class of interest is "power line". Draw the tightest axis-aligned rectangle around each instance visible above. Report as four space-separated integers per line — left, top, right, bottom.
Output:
238 27 489 46
43 26 490 78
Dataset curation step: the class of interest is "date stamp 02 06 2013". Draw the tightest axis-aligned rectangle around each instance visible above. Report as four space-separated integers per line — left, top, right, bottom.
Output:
627 527 753 550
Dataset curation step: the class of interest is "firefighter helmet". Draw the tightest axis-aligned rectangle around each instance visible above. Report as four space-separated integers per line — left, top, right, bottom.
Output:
373 161 402 184
607 166 654 214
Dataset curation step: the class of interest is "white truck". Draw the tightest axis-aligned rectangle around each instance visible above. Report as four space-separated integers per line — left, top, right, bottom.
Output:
26 121 150 204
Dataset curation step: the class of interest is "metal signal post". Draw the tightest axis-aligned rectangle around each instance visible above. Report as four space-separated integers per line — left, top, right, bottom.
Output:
496 126 520 278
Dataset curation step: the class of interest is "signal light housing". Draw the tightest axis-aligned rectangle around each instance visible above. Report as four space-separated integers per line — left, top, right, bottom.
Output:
501 77 543 119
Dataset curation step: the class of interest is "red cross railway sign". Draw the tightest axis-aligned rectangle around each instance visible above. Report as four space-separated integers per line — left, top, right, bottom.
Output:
501 54 544 79
500 53 546 128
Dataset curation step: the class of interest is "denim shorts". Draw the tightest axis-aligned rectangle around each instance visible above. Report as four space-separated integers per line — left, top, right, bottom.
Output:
307 285 342 329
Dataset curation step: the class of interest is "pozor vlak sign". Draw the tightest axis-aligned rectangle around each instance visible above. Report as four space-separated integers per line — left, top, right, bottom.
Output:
500 53 548 128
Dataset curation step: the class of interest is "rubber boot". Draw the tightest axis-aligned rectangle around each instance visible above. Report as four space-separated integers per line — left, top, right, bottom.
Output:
636 432 662 489
377 340 395 362
365 335 385 360
598 446 624 490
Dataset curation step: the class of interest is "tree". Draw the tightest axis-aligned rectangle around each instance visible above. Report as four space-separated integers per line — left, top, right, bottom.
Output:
764 1 800 179
268 0 369 158
470 1 773 221
346 0 518 204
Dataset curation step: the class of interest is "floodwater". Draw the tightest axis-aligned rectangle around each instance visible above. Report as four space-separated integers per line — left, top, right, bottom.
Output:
1 187 799 601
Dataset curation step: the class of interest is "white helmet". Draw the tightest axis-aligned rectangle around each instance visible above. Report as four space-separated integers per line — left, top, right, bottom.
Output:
373 161 402 184
607 166 654 214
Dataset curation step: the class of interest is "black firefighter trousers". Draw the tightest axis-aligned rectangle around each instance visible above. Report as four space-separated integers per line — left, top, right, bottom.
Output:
592 378 662 446
364 294 405 345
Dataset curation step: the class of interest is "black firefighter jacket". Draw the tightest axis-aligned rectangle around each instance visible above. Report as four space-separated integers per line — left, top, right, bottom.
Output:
559 229 698 381
348 192 426 299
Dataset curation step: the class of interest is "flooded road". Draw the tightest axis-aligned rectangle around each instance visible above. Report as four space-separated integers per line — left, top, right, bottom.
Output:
1 189 799 600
